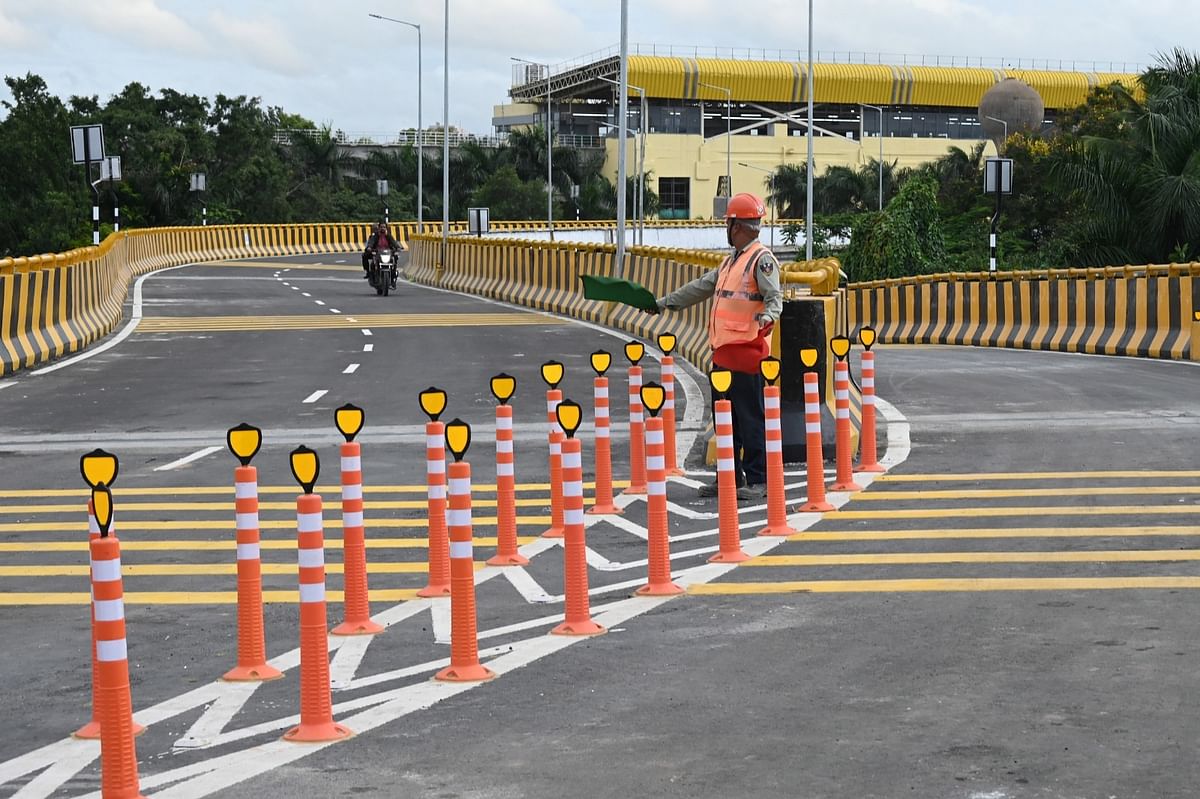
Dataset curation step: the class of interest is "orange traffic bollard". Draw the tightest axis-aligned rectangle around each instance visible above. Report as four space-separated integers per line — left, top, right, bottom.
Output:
830 337 863 493
417 388 451 597
436 420 496 682
797 350 835 512
587 351 622 515
708 371 750 563
541 361 566 538
224 425 284 679
283 447 353 743
333 405 383 635
657 333 685 476
636 383 683 596
624 341 648 495
88 483 147 799
856 329 886 474
551 401 606 636
758 358 798 537
488 374 528 565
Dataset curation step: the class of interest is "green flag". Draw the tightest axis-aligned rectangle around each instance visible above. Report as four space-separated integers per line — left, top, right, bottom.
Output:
579 274 658 312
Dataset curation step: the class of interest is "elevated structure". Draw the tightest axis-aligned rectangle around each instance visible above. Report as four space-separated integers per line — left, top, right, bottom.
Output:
495 49 1141 219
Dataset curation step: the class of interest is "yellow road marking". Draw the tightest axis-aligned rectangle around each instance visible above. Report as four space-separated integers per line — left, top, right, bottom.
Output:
877 471 1200 482
793 526 1200 542
0 561 480 577
0 516 550 532
0 481 621 499
747 550 1200 566
825 506 1200 520
0 589 423 606
136 313 568 333
0 497 553 514
688 576 1200 595
854 486 1200 501
0 536 537 553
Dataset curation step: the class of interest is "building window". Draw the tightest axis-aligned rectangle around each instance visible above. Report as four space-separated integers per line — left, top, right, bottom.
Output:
659 177 690 220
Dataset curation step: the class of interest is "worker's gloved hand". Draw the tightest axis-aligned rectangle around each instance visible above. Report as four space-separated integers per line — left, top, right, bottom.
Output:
643 301 661 315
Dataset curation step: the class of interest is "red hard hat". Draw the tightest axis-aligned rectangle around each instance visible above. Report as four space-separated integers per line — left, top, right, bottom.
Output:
726 192 766 220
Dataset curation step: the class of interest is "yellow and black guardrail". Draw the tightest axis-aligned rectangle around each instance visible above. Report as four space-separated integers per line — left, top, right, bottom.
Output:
848 264 1199 361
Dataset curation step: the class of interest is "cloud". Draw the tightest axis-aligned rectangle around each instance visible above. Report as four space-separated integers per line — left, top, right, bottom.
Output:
206 9 309 76
15 0 207 55
0 6 31 49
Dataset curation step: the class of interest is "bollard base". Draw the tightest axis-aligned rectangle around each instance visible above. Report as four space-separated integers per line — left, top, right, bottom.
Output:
797 500 835 513
830 480 863 492
855 463 887 474
708 549 751 564
622 486 648 496
540 526 565 539
283 721 354 743
758 524 799 537
435 663 496 682
331 619 385 636
635 581 685 597
551 619 606 636
72 719 146 739
486 552 530 566
222 663 283 682
586 504 624 516
416 583 452 598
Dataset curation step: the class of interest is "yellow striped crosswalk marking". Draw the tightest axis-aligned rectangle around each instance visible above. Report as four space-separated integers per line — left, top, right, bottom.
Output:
791 526 1200 542
825 505 1200 521
876 471 1200 482
0 536 536 553
0 589 423 606
853 486 1200 501
0 516 550 533
0 561 479 577
0 481 618 499
689 577 1200 595
0 497 553 514
136 313 568 334
746 550 1200 567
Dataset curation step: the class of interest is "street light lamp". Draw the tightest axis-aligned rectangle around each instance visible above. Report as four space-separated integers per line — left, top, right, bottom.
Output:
368 13 423 233
984 115 1009 154
597 75 646 245
737 162 776 248
512 56 555 242
860 104 884 211
698 81 732 200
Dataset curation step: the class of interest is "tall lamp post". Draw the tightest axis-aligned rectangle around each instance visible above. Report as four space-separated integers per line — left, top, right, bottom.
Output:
597 75 646 245
737 162 776 248
984 115 1009 154
615 0 629 276
512 56 555 241
699 81 732 200
368 13 423 233
805 0 814 261
860 103 884 211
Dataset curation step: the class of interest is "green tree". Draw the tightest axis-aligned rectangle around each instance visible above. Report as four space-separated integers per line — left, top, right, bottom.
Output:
844 172 946 281
470 165 548 219
767 163 808 218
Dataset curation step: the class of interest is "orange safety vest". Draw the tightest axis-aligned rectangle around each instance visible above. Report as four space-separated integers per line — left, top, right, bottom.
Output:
708 241 768 351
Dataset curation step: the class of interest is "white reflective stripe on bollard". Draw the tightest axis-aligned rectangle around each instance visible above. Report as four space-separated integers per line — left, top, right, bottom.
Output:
297 512 323 533
297 548 325 568
236 512 259 529
446 509 472 527
298 583 326 603
92 558 122 583
236 543 261 561
93 598 125 622
340 456 361 472
449 541 473 559
96 639 128 663
235 482 257 499
343 511 364 528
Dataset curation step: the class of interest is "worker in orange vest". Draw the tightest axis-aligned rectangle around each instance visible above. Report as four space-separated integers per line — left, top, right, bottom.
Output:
647 192 782 500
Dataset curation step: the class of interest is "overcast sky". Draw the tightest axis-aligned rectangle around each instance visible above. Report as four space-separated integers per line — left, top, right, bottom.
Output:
0 0 1189 135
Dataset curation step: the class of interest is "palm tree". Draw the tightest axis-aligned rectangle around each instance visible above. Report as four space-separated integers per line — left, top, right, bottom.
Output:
816 165 867 213
1049 49 1200 264
767 163 808 218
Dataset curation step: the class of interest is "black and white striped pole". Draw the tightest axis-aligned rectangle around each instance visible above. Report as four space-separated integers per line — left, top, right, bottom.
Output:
984 157 1013 274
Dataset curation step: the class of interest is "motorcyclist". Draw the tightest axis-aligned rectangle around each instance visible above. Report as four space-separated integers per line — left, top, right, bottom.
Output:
362 222 401 280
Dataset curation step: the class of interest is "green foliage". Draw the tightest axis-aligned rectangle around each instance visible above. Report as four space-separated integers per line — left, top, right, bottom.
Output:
844 173 946 281
470 166 549 219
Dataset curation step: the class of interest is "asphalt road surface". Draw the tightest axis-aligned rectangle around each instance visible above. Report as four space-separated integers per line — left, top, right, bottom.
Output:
1 256 1198 798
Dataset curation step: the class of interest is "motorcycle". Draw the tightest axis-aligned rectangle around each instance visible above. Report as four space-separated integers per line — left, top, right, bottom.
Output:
368 248 398 296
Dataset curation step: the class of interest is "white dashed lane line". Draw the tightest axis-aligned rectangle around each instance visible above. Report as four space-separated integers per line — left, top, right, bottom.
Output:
361 329 372 336
153 445 223 472
315 300 326 306
330 309 341 314
343 364 360 374
302 292 312 297
363 344 374 352
302 390 328 404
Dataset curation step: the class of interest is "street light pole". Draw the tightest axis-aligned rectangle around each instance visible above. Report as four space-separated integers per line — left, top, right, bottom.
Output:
615 0 628 276
861 103 884 211
805 0 814 262
368 13 423 232
984 115 1009 154
699 81 732 198
442 0 449 269
512 57 555 241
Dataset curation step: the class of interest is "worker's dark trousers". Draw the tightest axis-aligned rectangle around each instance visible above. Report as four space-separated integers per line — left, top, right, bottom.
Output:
711 370 766 486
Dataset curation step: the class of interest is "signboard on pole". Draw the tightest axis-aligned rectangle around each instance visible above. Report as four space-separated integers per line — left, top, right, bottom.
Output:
468 207 490 237
100 156 122 181
376 179 389 196
984 158 1014 195
190 173 207 192
70 125 104 164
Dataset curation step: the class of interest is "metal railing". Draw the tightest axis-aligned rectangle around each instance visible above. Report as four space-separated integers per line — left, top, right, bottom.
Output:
514 43 1145 86
272 129 511 148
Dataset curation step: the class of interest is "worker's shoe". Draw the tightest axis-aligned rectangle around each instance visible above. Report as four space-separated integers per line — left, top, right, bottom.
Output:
737 484 767 502
696 481 719 498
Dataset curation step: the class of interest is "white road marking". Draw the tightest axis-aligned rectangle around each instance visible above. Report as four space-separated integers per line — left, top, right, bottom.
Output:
153 445 222 472
361 329 372 336
30 262 194 375
329 308 341 314
329 635 374 691
173 682 261 749
500 567 556 603
335 259 346 263
363 344 374 352
0 382 16 391
602 514 649 540
314 300 326 306
302 390 328 404
290 286 299 291
431 599 451 643
301 292 311 297
346 317 358 323
343 364 360 374
584 546 620 571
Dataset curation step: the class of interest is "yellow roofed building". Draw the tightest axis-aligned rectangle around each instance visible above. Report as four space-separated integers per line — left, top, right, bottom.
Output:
494 48 1141 219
